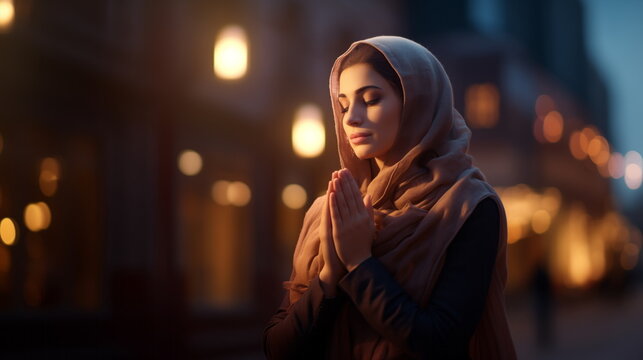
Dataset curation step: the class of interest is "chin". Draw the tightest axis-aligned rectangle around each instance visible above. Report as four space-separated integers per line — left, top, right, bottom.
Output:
352 146 376 160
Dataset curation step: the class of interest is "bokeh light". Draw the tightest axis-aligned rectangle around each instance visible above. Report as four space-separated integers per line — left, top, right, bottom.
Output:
465 83 499 128
587 135 610 166
24 202 51 232
624 151 642 190
282 184 307 210
213 25 248 80
292 103 325 158
178 150 203 176
608 152 625 179
579 126 597 155
0 0 14 32
543 111 564 143
0 217 16 245
211 180 230 206
497 184 562 244
569 131 586 160
39 157 61 197
531 209 552 234
227 181 251 207
211 180 252 206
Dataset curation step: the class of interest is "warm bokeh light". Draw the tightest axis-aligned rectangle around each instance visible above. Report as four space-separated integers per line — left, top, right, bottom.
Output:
543 111 563 143
465 83 499 128
282 184 307 210
535 94 555 118
0 0 14 32
587 135 610 166
292 103 325 158
507 222 525 244
23 204 42 232
211 180 230 206
227 181 251 207
497 184 561 244
0 217 16 245
542 187 562 214
24 202 51 232
569 130 586 159
531 209 552 234
37 202 51 229
211 180 251 206
608 152 625 179
39 157 61 197
556 203 592 287
579 126 597 154
178 149 203 176
213 25 248 80
624 151 642 190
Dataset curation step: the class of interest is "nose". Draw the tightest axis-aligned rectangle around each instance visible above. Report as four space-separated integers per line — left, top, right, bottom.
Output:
344 104 363 127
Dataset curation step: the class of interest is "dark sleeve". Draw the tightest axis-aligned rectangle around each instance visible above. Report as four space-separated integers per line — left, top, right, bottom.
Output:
338 197 500 358
262 275 346 360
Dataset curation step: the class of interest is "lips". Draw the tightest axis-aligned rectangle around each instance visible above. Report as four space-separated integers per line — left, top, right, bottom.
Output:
349 131 372 144
350 131 371 139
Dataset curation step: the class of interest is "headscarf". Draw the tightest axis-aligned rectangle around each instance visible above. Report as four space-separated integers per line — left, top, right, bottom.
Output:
285 36 516 359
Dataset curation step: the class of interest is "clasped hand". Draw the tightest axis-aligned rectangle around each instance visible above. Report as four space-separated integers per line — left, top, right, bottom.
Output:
319 168 375 296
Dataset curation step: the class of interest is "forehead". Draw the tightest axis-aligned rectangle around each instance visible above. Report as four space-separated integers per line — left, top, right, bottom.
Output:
338 63 387 95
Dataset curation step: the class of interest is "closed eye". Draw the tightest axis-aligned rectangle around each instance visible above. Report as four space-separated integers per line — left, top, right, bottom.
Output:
365 98 380 106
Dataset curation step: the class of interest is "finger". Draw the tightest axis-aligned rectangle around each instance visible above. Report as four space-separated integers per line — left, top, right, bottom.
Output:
339 170 361 215
333 178 350 220
325 181 333 229
344 169 362 198
331 171 339 192
329 192 343 228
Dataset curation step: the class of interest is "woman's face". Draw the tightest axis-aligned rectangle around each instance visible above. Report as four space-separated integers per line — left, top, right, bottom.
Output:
338 63 402 168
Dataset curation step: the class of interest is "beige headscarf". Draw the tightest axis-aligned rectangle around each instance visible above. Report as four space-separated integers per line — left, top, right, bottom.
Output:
285 36 516 359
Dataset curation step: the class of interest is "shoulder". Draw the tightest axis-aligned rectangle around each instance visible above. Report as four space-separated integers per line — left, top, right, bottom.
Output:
452 196 500 253
468 196 500 223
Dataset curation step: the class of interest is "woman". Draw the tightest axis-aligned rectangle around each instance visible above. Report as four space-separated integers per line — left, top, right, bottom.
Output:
263 36 516 359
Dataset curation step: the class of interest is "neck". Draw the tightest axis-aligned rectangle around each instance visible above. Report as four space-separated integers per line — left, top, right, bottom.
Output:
375 157 385 171
374 152 400 171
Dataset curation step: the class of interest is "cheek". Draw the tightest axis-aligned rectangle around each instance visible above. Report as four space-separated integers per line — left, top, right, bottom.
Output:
378 104 400 145
342 122 359 151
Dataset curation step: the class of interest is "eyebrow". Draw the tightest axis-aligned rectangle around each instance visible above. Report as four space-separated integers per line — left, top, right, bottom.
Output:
338 85 382 98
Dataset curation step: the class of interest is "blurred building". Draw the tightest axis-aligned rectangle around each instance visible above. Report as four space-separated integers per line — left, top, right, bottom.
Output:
0 0 639 358
0 0 404 358
405 0 640 294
